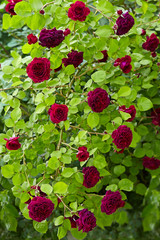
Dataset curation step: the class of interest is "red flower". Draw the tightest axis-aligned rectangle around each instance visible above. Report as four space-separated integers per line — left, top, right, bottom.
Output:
142 33 159 52
65 215 79 228
101 190 125 215
64 28 71 36
26 58 51 83
48 103 68 124
87 88 110 113
142 156 160 170
116 12 134 36
119 105 136 122
98 50 108 63
68 1 90 22
25 186 47 204
111 125 133 149
114 55 132 73
39 10 45 15
117 10 123 15
82 166 100 188
27 34 38 45
76 209 96 232
151 108 160 126
151 52 157 58
5 0 22 15
39 28 65 48
141 29 146 35
62 50 83 68
76 146 89 162
28 196 54 222
4 137 21 150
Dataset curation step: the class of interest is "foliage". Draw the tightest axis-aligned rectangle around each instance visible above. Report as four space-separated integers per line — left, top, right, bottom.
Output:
0 0 160 239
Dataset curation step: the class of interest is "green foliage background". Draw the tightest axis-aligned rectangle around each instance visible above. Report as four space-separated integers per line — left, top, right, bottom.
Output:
0 0 160 239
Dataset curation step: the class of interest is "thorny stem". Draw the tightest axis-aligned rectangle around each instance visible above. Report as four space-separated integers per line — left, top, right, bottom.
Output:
61 142 78 151
41 1 55 10
55 194 73 213
87 4 114 23
37 174 46 186
70 125 107 136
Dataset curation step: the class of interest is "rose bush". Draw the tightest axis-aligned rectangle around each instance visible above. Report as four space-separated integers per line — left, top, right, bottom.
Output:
0 0 160 239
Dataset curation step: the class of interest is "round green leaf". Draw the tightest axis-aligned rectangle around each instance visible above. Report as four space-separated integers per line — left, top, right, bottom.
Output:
53 182 68 194
137 97 153 111
119 179 133 191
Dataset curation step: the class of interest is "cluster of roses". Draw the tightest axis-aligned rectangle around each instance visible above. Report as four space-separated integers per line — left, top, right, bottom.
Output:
4 0 160 233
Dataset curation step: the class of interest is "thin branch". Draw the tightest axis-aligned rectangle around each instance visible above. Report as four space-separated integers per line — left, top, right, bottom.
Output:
61 142 78 151
57 129 63 150
55 194 73 213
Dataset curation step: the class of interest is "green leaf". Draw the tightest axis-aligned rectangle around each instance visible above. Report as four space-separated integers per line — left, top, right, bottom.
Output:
5 216 17 232
93 155 107 169
53 182 68 194
1 165 14 178
75 172 84 183
95 25 112 38
119 179 133 191
71 228 87 240
2 66 14 74
5 118 14 128
33 220 48 233
41 184 53 195
48 157 60 170
119 111 131 121
22 43 33 54
65 65 75 75
136 183 147 195
61 168 75 178
118 87 131 97
70 98 81 106
137 97 153 111
114 165 125 176
91 70 106 83
12 173 24 185
14 1 32 17
11 107 22 122
87 112 99 129
35 103 46 114
55 216 64 226
2 14 11 29
57 226 67 239
29 0 43 11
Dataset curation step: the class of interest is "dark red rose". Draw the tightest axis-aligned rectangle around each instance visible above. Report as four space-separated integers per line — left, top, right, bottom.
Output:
114 55 132 73
141 29 146 35
116 12 134 36
62 50 83 68
4 137 21 150
25 186 47 204
76 146 89 162
54 65 62 72
76 209 96 232
65 215 79 228
119 105 136 122
151 52 157 58
28 196 54 222
142 156 160 170
112 125 133 149
26 57 51 83
117 10 123 15
48 103 68 124
98 50 108 63
87 88 110 113
151 108 160 126
39 28 65 49
68 1 90 22
157 62 160 66
101 190 125 215
40 9 45 15
64 28 71 36
82 166 100 188
5 0 22 15
142 33 159 52
27 34 38 45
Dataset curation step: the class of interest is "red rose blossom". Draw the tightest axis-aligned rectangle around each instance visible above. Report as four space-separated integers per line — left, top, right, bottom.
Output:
151 108 160 126
62 50 83 68
117 10 123 15
151 52 157 58
64 28 71 36
87 88 110 113
114 55 132 73
112 125 133 149
39 28 65 48
4 137 21 150
141 29 146 35
101 190 125 215
25 186 47 204
142 33 159 52
5 0 22 15
26 58 51 83
40 9 45 15
82 166 100 188
98 50 108 63
65 215 79 228
28 196 54 222
48 103 68 124
76 209 96 232
119 105 136 122
68 1 90 22
142 156 160 170
76 146 89 162
116 11 134 36
27 34 38 45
